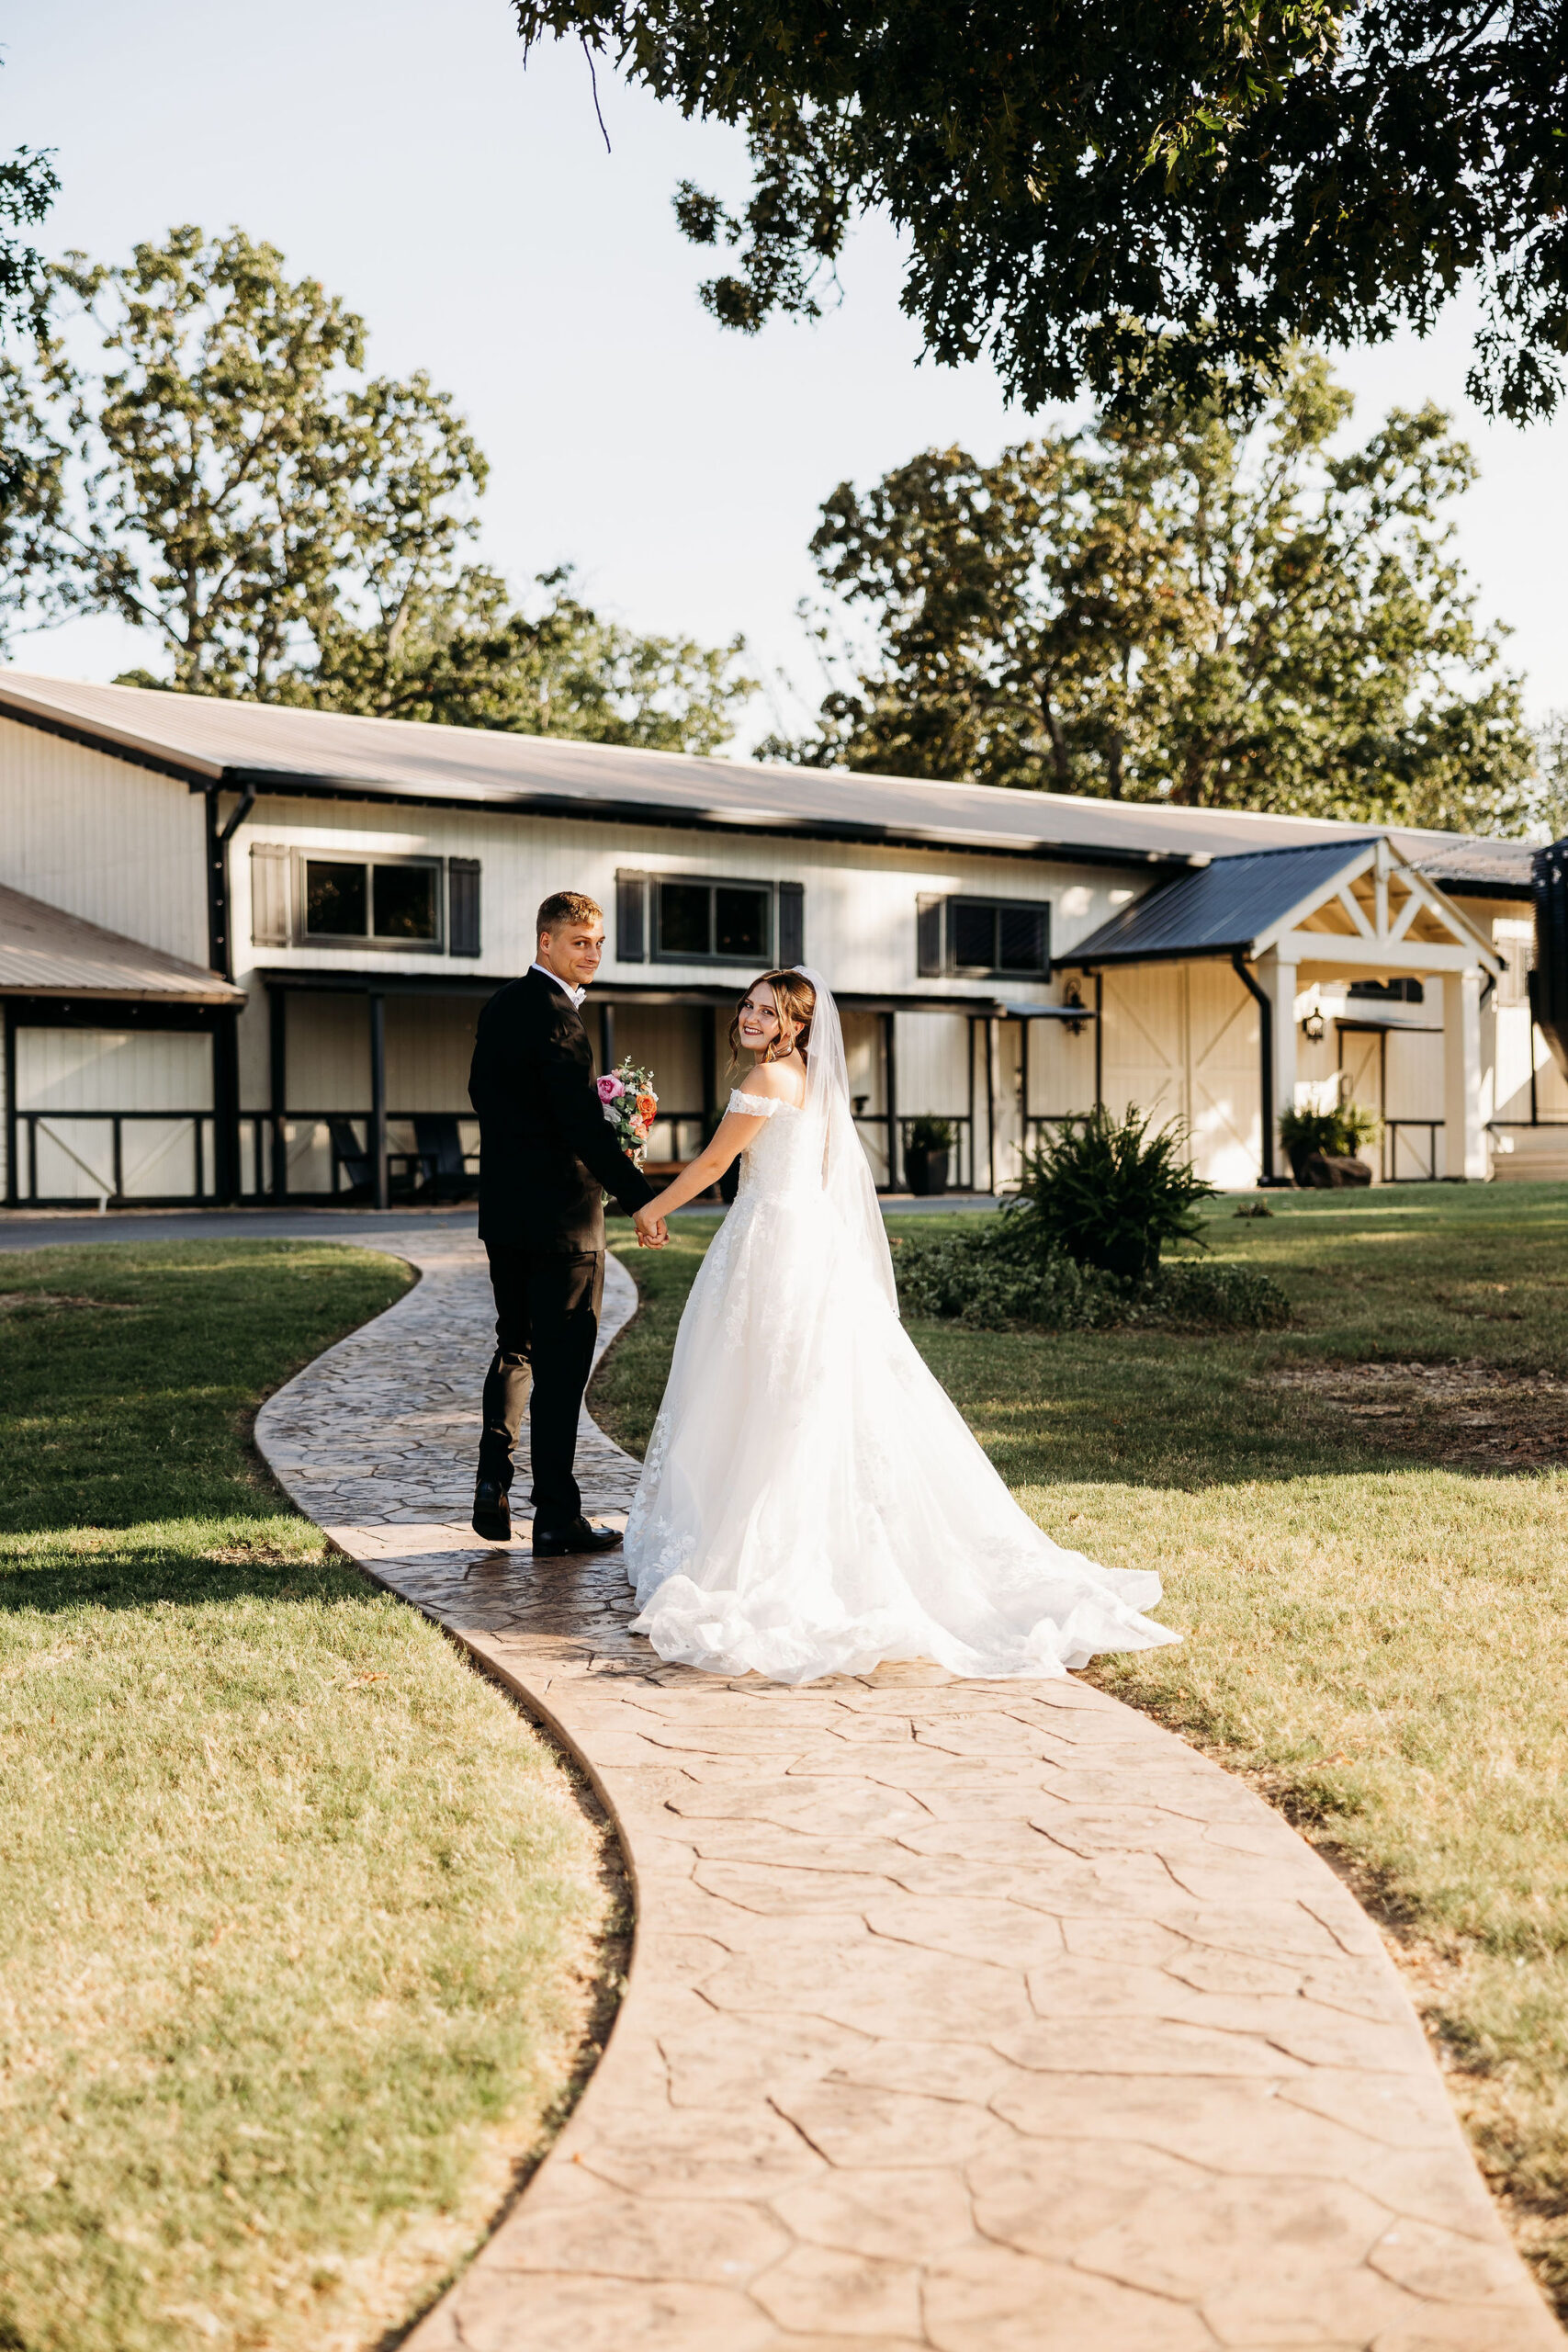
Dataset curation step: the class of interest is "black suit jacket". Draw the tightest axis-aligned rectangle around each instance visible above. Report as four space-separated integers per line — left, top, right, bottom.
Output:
468 969 656 1251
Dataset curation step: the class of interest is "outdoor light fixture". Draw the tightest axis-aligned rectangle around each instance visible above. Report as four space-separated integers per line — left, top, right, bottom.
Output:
1062 982 1089 1036
1301 1009 1326 1045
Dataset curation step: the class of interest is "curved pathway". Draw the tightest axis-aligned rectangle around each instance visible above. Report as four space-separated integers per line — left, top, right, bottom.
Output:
256 1234 1561 2352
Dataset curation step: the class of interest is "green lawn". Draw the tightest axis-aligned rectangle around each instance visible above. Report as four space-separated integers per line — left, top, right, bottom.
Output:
598 1185 1568 2320
0 1243 617 2352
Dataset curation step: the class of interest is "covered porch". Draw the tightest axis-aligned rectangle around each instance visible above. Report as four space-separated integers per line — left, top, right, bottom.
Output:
1064 838 1505 1187
246 972 1066 1206
0 882 243 1209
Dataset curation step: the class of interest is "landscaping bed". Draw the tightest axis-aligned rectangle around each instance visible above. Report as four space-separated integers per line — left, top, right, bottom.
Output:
600 1183 1568 2320
0 1242 616 2352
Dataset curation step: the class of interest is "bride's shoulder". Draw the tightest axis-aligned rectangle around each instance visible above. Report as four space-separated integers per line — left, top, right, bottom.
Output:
730 1061 805 1114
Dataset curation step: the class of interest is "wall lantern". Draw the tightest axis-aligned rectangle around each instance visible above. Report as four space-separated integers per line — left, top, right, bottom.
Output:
1062 982 1089 1037
1301 1009 1326 1045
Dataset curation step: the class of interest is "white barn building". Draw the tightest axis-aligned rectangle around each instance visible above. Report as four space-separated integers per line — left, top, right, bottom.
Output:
0 670 1556 1212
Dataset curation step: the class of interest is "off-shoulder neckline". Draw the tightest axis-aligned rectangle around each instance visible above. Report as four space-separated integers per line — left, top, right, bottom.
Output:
730 1085 805 1115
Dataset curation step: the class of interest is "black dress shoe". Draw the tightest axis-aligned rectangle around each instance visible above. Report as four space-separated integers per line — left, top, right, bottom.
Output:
471 1480 512 1542
532 1517 623 1558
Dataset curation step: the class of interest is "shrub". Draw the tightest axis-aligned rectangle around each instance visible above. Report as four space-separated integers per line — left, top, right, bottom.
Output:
1011 1104 1217 1281
893 1221 1289 1333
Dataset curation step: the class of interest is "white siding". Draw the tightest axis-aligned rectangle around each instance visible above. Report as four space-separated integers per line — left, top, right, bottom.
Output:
226 795 1139 1002
0 718 209 964
15 1028 213 1112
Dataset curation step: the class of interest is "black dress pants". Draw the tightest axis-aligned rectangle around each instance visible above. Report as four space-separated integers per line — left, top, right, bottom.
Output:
477 1244 604 1527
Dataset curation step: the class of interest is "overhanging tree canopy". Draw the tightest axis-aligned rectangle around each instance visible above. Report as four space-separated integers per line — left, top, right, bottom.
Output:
513 0 1568 420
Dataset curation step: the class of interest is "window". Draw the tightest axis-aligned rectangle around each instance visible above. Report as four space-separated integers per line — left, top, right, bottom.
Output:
1494 922 1533 1010
1347 977 1425 1004
615 872 794 965
916 895 1051 979
299 855 445 950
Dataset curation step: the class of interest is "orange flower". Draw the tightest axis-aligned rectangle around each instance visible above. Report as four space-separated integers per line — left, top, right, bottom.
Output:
636 1093 657 1120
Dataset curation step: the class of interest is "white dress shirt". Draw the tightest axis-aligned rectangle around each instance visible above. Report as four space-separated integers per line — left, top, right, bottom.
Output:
530 959 587 1010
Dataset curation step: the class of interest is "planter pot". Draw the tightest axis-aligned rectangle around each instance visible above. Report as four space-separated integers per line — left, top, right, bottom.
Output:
1303 1151 1372 1190
905 1147 950 1196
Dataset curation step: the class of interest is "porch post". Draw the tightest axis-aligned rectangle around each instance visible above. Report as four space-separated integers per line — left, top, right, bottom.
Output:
1260 952 1297 1168
883 1011 898 1193
1443 968 1486 1180
268 985 288 1203
599 1001 615 1074
368 991 389 1212
212 1006 241 1204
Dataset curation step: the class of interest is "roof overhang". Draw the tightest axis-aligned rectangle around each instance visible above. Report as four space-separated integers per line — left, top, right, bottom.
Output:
1064 838 1502 978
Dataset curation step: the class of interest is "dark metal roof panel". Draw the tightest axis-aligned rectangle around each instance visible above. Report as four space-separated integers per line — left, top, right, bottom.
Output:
1064 841 1374 965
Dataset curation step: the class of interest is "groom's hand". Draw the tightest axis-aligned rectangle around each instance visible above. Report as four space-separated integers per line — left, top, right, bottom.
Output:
633 1206 667 1250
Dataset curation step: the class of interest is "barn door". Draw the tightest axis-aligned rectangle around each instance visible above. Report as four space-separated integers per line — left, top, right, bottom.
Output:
1337 1025 1385 1178
1100 967 1186 1133
1187 964 1261 1188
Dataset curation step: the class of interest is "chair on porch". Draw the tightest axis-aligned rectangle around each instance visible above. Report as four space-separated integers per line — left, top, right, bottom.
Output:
329 1118 439 1202
329 1119 374 1201
412 1114 480 1204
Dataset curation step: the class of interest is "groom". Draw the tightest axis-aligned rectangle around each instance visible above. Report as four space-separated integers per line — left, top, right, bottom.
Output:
468 890 663 1553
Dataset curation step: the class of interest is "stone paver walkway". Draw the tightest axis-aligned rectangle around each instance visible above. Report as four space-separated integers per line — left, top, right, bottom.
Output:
255 1234 1562 2352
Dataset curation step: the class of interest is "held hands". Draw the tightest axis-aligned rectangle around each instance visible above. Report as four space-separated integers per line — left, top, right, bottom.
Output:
633 1205 669 1250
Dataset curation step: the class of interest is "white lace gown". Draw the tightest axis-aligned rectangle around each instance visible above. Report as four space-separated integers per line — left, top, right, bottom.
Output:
624 1089 1178 1685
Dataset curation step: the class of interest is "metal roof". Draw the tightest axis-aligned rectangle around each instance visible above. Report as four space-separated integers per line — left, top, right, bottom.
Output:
1063 840 1382 966
1409 835 1534 898
0 668 1528 885
0 882 242 1001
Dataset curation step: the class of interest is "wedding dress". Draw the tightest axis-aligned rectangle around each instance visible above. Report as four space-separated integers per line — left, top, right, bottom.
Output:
624 971 1177 1685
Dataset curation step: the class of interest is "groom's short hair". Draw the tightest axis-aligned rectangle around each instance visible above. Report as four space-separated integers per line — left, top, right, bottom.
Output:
536 890 603 939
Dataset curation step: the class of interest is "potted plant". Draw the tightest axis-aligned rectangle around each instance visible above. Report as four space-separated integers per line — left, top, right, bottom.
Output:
905 1114 955 1195
1280 1102 1382 1187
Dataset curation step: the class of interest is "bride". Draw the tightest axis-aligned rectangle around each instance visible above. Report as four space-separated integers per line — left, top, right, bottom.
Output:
622 966 1177 1686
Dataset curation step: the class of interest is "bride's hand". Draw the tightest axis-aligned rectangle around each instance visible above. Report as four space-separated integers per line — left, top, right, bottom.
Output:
633 1206 667 1250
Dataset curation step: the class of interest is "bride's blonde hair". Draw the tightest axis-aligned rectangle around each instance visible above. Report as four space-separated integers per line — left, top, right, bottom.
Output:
728 968 815 1069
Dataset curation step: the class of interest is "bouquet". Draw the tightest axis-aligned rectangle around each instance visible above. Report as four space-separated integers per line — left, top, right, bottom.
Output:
597 1059 658 1164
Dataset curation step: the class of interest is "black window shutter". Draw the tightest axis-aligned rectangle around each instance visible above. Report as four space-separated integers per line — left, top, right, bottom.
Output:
777 881 805 966
616 871 647 962
448 859 481 956
916 894 945 977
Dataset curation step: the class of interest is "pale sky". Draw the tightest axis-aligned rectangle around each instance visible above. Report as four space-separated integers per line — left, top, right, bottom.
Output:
10 0 1568 748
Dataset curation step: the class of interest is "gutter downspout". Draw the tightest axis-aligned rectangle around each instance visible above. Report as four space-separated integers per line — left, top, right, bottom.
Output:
1232 952 1276 1186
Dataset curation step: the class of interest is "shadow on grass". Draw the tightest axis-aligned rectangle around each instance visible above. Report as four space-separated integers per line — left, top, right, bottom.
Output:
0 1524 381 1618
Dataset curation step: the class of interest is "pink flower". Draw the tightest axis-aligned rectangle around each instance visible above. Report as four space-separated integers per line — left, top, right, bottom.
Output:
596 1074 626 1102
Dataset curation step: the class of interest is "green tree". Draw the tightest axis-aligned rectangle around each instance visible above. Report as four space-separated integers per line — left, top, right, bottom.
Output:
299 562 754 753
513 0 1568 421
6 226 752 749
768 354 1538 833
48 226 483 697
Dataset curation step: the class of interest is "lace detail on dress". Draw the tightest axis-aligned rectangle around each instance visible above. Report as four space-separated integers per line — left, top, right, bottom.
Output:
728 1087 796 1118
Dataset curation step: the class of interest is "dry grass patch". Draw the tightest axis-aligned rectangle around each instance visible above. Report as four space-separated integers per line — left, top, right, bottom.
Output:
1261 1359 1568 1469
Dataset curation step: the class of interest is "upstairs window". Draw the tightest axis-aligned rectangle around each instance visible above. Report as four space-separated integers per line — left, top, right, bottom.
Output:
616 872 803 966
1347 977 1425 1004
917 894 1051 979
301 854 444 950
